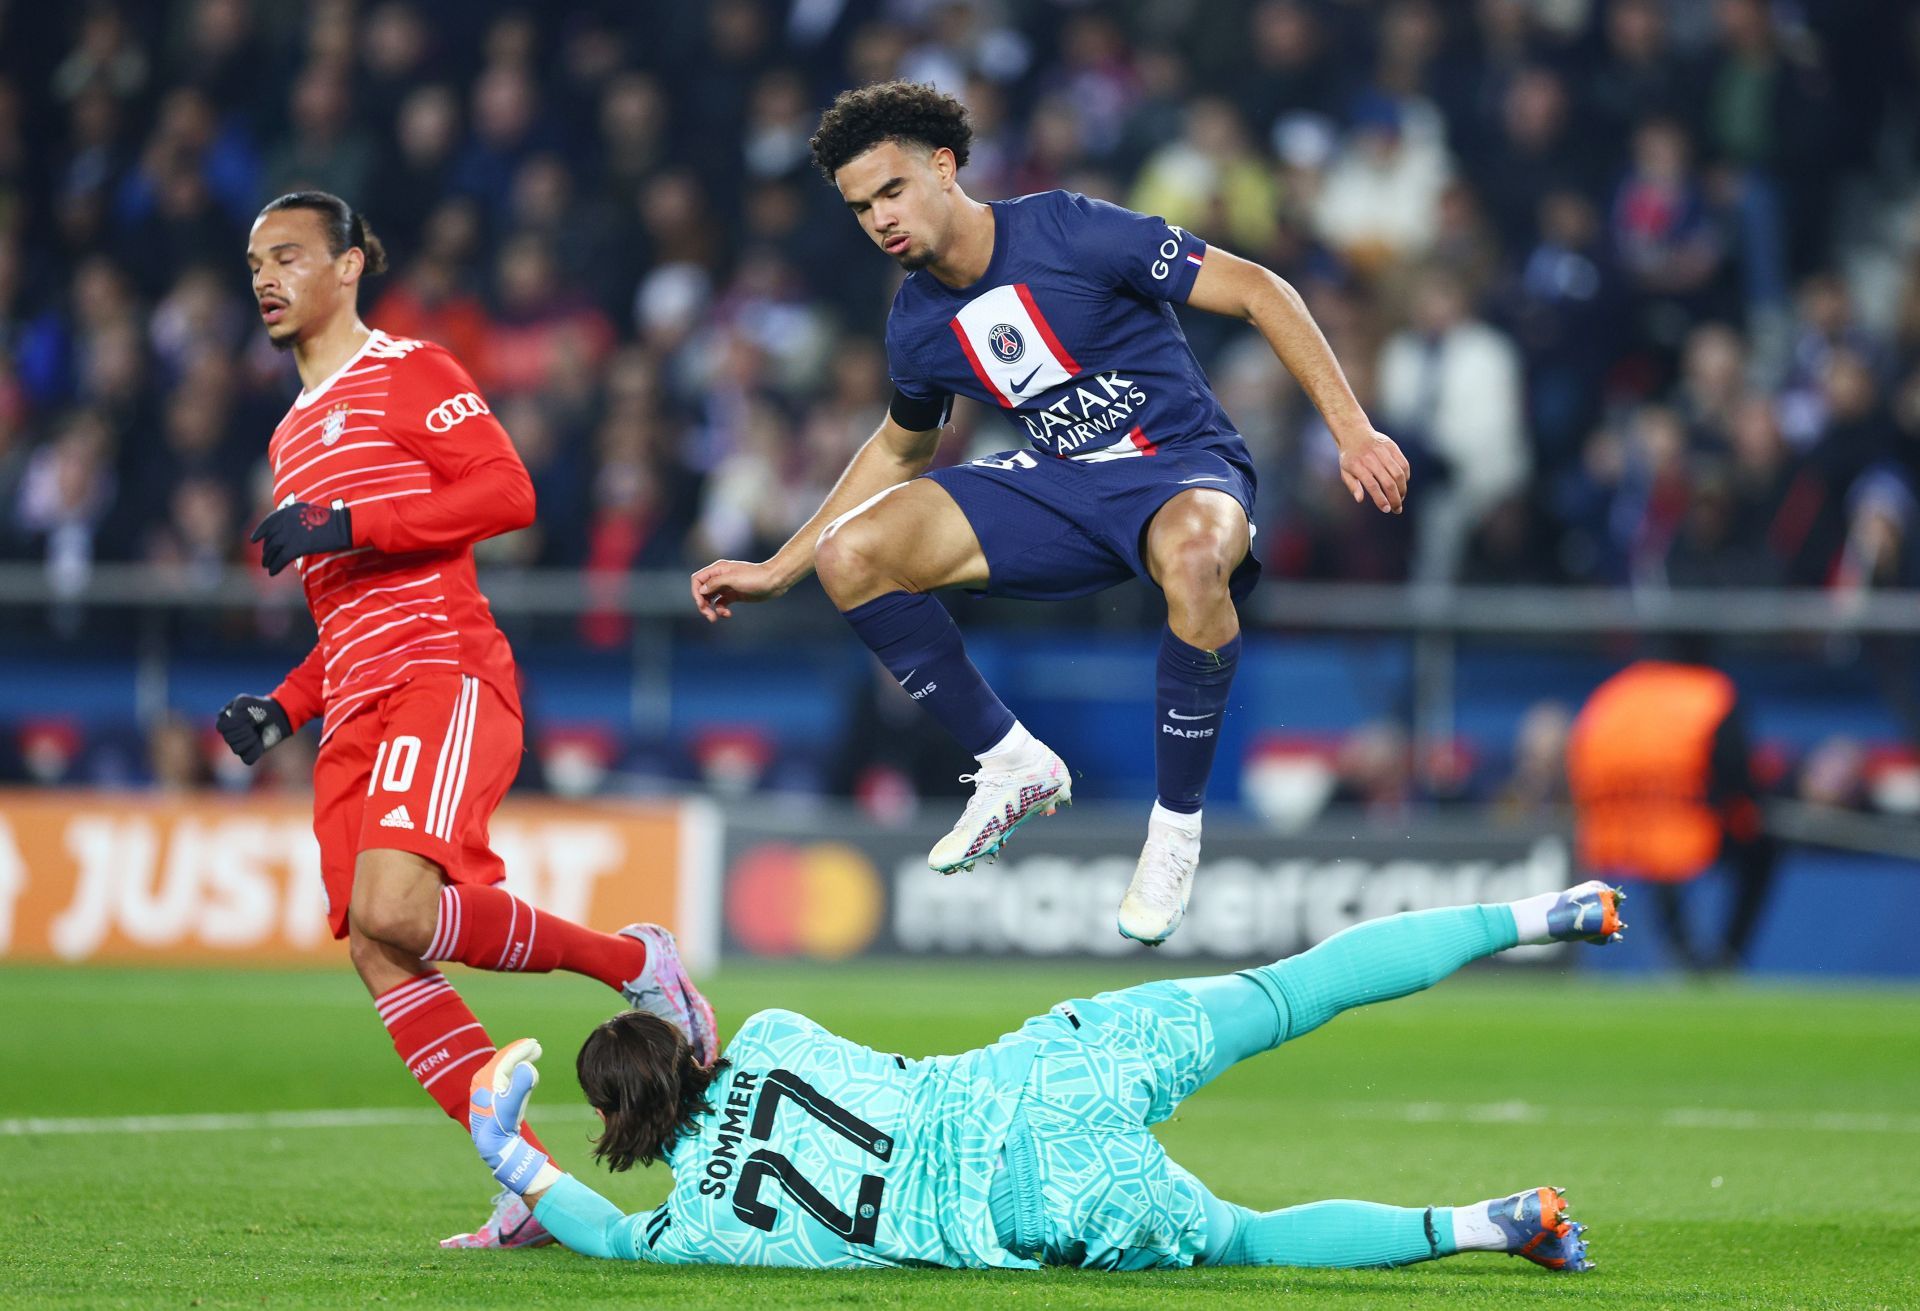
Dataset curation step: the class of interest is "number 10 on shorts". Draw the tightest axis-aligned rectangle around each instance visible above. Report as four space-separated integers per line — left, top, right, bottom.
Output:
368 735 422 795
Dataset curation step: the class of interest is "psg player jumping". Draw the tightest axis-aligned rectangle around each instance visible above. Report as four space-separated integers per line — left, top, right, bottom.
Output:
691 83 1409 945
218 192 716 1249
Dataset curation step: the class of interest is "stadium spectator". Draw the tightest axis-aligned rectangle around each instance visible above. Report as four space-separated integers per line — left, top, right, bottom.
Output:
1312 92 1449 273
1610 117 1727 348
116 87 259 235
1469 67 1588 255
1776 272 1885 447
1376 267 1528 582
1506 190 1623 473
1231 0 1339 135
13 408 121 586
1796 735 1868 810
1129 97 1280 258
357 2 435 135
366 237 495 384
1673 322 1749 452
453 63 551 221
51 6 147 105
1493 700 1572 818
1723 395 1809 571
1582 0 1700 170
146 712 209 790
367 83 462 261
1329 720 1416 820
481 233 616 398
265 67 373 213
167 0 263 120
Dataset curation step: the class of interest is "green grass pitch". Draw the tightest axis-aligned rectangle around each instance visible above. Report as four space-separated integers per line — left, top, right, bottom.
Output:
4 960 1916 1309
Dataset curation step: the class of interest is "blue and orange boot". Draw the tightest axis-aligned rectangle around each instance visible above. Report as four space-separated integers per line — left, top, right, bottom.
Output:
1488 1186 1593 1272
1546 880 1627 945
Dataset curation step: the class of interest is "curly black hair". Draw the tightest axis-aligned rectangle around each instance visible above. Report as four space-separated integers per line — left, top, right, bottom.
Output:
809 80 973 181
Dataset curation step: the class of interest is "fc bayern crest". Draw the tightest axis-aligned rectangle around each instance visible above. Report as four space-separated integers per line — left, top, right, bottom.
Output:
321 404 350 446
987 322 1025 363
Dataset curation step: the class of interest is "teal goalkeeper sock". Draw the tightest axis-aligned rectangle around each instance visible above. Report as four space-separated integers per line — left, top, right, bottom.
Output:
1209 1200 1459 1268
1240 902 1519 1046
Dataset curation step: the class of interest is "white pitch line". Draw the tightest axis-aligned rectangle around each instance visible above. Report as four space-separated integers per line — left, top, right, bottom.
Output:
6 1100 1912 1139
0 1105 597 1137
1344 1100 1920 1135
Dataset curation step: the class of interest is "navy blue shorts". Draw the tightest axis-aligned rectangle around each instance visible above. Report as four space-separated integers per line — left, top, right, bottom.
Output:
922 442 1261 602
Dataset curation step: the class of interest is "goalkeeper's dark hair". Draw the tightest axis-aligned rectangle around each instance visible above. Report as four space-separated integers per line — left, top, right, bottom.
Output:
257 191 388 276
577 1010 727 1172
809 79 972 180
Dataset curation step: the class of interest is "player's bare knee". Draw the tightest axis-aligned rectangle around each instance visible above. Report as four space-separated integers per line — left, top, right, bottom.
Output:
348 851 441 951
816 518 894 607
1157 527 1236 602
345 924 395 982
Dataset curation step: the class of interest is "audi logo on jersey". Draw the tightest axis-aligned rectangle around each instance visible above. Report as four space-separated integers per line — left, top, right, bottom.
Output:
425 392 490 432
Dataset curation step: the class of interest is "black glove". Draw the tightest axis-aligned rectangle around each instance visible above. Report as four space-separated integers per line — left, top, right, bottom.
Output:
251 500 353 576
217 695 293 765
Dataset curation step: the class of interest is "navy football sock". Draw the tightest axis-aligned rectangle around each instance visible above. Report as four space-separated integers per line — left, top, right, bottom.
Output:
1155 624 1240 813
841 591 1016 757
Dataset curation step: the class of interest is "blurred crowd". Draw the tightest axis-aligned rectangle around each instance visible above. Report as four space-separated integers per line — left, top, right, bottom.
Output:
5 0 1920 810
0 0 1918 603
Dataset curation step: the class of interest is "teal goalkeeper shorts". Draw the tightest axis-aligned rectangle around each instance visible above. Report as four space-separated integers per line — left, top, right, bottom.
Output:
988 981 1224 1270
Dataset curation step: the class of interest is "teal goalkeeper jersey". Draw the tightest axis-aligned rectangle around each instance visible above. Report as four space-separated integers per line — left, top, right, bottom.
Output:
557 1008 1042 1269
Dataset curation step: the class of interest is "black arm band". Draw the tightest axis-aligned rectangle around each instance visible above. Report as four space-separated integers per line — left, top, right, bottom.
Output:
888 388 952 432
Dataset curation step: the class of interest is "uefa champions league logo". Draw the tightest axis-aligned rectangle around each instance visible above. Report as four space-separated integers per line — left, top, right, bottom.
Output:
988 323 1025 363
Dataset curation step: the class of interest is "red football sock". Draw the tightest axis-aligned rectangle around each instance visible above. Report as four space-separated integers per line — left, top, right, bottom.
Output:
423 884 645 992
373 970 549 1156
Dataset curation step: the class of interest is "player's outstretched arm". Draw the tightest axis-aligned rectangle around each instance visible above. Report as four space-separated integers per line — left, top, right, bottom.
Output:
1187 248 1410 515
465 1038 665 1262
690 412 942 621
531 1174 669 1263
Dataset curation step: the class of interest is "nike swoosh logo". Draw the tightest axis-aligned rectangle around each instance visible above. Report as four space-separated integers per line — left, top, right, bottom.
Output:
1167 710 1216 721
1009 365 1043 395
1177 475 1229 484
896 669 917 686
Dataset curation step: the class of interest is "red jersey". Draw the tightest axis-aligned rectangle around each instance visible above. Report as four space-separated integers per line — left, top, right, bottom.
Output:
266 329 534 742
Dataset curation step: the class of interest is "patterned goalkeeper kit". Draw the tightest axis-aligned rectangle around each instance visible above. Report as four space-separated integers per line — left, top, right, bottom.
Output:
537 982 1223 1269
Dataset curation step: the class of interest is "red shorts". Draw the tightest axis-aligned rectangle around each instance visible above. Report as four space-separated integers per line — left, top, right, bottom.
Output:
311 673 524 939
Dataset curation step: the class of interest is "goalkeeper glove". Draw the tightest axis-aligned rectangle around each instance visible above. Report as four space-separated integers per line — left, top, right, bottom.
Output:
470 1038 561 1196
251 499 353 576
216 694 292 766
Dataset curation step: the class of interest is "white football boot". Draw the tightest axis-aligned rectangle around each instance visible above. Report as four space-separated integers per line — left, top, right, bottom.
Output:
1116 804 1201 945
927 743 1071 873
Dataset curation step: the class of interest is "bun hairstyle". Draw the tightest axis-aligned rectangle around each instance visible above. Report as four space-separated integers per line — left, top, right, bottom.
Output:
258 190 389 276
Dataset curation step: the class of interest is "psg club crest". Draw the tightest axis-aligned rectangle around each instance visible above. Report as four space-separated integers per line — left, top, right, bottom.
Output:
321 404 350 447
987 322 1025 364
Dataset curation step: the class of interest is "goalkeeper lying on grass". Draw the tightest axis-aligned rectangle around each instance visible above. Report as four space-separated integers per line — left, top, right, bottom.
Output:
468 882 1625 1273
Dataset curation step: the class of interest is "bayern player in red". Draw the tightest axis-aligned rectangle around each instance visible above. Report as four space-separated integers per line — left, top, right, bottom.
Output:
216 192 717 1249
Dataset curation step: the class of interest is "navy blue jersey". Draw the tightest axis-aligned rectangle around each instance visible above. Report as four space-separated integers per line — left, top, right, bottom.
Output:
885 191 1238 462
